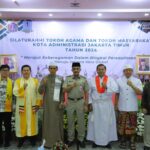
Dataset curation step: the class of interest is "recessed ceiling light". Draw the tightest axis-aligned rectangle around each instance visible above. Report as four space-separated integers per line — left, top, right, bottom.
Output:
144 13 149 17
97 13 102 17
12 0 17 2
48 13 53 17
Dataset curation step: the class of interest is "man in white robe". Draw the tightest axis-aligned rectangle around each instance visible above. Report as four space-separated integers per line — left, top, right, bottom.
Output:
87 64 118 148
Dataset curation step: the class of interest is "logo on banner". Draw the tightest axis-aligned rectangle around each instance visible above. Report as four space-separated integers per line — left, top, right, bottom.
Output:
0 20 32 40
0 20 8 40
22 20 32 32
132 21 150 33
8 22 18 32
138 21 150 33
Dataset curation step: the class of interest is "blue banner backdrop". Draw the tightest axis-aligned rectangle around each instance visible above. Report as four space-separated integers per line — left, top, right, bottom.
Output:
0 20 150 79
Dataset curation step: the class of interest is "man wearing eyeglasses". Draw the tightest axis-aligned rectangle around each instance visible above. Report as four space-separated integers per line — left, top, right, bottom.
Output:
0 64 13 148
38 62 64 149
87 64 118 149
13 65 42 148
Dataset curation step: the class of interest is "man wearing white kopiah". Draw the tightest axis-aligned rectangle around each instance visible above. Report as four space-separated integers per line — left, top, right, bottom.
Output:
38 62 64 149
87 64 118 149
115 64 143 150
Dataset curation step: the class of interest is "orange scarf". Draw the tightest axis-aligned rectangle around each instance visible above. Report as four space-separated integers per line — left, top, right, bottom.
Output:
95 75 108 93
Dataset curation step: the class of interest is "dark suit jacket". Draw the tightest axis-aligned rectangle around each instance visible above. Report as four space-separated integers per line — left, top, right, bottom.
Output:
141 81 150 115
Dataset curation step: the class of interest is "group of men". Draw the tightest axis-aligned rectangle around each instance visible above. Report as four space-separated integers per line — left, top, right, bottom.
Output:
0 62 149 150
0 64 42 148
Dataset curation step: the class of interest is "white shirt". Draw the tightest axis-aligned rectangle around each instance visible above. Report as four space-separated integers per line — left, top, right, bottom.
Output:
88 76 118 104
117 76 143 111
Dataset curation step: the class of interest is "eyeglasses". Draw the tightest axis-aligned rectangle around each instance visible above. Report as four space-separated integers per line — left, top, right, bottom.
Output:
1 69 9 72
50 68 57 70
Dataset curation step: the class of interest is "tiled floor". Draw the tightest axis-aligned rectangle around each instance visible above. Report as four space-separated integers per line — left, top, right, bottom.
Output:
0 141 144 150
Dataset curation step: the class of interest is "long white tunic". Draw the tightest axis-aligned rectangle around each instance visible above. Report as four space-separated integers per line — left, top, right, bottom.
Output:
87 76 118 145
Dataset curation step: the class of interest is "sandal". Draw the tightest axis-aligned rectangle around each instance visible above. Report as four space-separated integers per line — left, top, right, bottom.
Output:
119 142 127 149
130 142 136 150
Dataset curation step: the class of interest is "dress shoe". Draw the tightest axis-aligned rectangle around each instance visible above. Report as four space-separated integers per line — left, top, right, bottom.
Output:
105 143 112 149
44 145 51 149
17 138 24 148
31 142 36 147
67 141 74 147
30 139 36 147
79 141 85 148
144 146 150 150
99 144 111 149
0 143 3 147
17 142 24 148
4 143 10 148
119 141 127 149
92 143 98 148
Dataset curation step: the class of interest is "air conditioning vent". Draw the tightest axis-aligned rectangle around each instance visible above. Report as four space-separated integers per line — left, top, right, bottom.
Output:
70 2 80 7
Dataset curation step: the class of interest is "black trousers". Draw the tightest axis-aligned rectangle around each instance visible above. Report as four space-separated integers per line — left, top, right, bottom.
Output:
18 135 37 146
0 112 12 144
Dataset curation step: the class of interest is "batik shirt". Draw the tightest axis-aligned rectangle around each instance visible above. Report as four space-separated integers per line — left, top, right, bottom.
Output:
0 80 7 112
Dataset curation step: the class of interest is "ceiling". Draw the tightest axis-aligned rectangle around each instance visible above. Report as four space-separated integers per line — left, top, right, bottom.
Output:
0 0 150 20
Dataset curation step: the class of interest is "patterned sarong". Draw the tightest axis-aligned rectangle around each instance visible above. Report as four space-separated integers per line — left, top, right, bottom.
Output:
118 111 137 135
